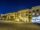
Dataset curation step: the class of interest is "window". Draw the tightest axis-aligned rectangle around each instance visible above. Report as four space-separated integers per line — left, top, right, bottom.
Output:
1 16 7 20
10 16 14 20
33 10 35 12
36 9 39 12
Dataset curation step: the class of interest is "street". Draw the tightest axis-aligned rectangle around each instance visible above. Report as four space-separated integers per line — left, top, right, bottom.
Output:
0 23 40 30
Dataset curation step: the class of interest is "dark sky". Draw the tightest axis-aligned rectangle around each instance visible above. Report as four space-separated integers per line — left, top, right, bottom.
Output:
0 0 40 14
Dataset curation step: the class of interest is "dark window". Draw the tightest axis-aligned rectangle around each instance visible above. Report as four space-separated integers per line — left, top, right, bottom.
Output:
10 16 14 20
36 9 39 12
1 16 7 20
26 14 28 16
29 11 31 13
33 10 35 12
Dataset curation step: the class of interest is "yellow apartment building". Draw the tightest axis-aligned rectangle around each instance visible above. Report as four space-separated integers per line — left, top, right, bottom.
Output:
0 9 32 23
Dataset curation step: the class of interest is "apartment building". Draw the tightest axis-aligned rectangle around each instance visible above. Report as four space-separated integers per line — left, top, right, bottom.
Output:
32 6 40 23
0 9 31 23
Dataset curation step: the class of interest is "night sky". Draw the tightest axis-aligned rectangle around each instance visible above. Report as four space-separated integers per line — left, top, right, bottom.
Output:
0 0 40 14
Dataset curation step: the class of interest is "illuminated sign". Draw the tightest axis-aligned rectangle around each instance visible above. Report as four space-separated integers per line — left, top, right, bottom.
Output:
32 16 40 23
